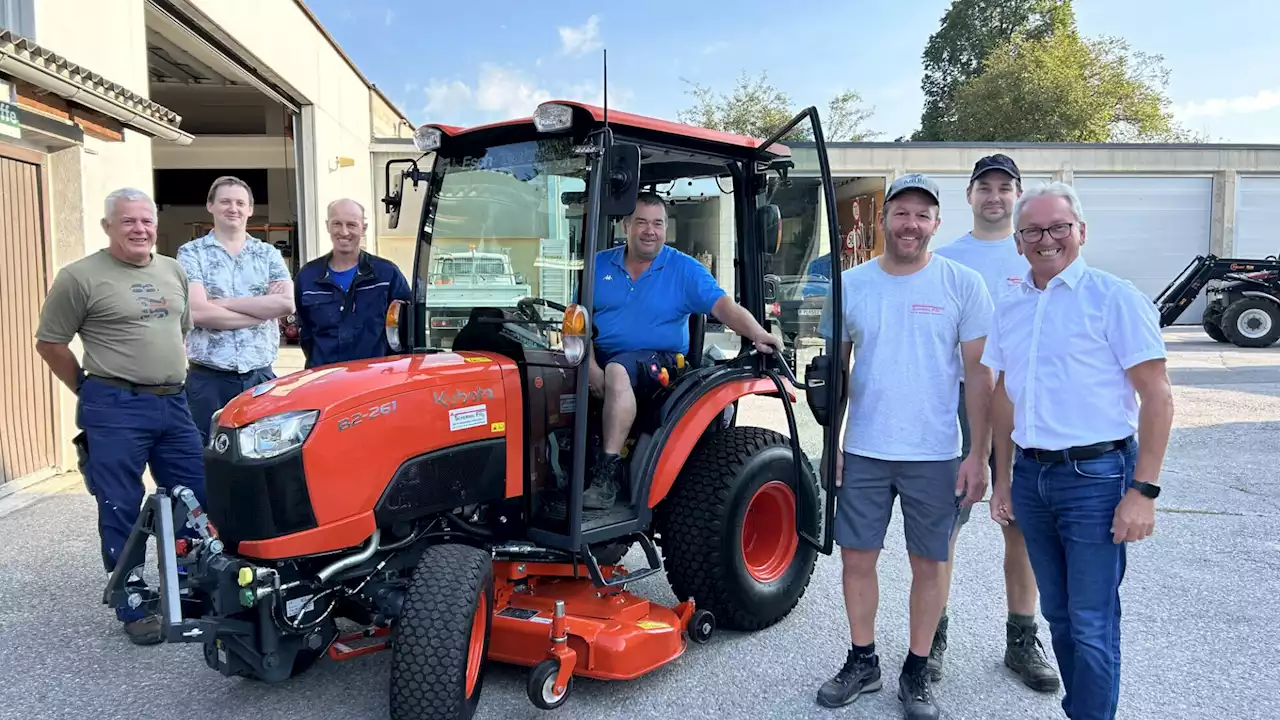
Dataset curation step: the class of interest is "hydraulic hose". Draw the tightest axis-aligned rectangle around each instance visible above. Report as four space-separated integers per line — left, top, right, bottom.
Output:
315 529 382 584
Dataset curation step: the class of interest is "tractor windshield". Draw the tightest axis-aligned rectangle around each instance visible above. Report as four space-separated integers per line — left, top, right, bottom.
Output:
416 137 588 349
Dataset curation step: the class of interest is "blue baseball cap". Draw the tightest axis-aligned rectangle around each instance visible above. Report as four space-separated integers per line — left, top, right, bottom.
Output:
885 173 941 206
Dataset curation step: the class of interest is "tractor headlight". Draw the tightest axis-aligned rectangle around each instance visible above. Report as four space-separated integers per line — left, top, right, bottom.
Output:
413 126 442 152
237 410 319 459
533 102 573 132
561 303 589 366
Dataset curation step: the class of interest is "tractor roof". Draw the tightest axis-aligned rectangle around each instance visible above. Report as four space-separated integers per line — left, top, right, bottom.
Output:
423 100 792 160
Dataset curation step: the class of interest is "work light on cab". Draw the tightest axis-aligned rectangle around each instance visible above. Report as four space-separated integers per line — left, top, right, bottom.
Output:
413 125 442 152
561 303 589 365
533 102 573 132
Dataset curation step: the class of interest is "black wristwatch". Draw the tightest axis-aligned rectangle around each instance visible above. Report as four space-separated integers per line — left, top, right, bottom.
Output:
1132 481 1161 499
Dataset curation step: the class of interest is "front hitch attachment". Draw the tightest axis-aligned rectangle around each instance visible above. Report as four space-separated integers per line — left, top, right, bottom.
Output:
102 486 221 643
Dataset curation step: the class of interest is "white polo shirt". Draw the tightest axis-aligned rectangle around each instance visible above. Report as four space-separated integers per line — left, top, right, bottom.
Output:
980 256 1167 452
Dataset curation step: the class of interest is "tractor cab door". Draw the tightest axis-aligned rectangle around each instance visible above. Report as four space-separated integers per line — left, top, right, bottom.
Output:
749 108 845 556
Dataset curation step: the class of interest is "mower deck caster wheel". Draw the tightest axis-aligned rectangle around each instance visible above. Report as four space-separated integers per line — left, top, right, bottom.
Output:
690 609 715 644
527 659 572 710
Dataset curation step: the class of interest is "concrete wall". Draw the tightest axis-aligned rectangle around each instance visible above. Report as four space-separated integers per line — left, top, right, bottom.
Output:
184 0 378 261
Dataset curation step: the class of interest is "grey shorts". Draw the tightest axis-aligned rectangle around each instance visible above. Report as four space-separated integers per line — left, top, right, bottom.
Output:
957 382 1000 529
834 453 962 562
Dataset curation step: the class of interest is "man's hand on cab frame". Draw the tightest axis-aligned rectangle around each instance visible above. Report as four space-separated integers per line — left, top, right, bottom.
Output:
711 296 784 356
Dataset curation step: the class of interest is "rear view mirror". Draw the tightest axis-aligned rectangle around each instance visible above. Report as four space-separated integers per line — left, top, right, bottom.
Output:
602 142 641 217
758 204 782 255
383 160 412 230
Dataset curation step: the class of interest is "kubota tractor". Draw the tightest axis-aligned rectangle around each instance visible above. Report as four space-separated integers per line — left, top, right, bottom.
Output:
104 100 850 719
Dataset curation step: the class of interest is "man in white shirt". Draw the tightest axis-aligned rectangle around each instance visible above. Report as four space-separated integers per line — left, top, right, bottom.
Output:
929 155 1059 693
983 182 1174 720
815 174 994 720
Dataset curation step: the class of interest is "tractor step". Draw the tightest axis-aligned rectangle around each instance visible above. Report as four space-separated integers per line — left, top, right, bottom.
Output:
328 625 391 661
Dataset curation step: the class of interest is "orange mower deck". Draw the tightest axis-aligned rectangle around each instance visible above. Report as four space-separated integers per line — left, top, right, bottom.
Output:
328 559 714 711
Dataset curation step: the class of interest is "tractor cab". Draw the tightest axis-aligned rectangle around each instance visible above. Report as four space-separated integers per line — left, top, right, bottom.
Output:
382 100 848 580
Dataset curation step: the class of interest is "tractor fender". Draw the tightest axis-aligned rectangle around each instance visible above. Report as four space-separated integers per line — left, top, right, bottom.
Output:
646 377 795 508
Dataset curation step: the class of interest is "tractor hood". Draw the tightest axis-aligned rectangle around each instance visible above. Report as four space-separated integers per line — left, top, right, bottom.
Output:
215 351 511 429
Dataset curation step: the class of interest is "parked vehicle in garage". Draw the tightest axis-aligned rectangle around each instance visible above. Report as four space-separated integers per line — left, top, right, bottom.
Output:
1155 254 1280 347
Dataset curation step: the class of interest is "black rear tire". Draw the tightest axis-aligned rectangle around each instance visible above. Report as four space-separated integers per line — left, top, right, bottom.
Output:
655 426 820 632
1221 297 1280 348
1202 308 1228 343
389 543 494 720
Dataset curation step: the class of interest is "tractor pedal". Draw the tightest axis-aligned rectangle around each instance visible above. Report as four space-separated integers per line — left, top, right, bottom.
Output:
327 625 391 661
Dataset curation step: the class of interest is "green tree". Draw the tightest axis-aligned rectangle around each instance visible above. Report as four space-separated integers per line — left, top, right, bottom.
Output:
916 0 1075 141
676 71 879 142
950 31 1206 142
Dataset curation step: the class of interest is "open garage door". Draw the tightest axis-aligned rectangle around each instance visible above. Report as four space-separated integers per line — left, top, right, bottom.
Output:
1072 175 1214 323
1234 175 1280 260
0 146 56 486
926 172 1054 250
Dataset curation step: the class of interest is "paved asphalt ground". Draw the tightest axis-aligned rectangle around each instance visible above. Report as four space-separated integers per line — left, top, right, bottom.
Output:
1 327 1277 720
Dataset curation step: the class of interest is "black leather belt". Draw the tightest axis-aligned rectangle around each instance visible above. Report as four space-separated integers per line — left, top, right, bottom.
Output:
1020 436 1132 463
87 375 186 396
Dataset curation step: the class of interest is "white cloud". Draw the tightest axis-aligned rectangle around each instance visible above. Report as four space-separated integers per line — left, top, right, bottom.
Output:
1175 88 1280 119
559 15 602 57
384 8 395 26
421 63 632 127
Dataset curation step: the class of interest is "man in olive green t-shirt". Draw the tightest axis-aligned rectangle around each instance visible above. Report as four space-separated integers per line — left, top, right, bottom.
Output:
34 187 208 646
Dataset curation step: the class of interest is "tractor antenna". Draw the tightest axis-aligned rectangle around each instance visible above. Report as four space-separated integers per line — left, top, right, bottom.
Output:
602 48 608 128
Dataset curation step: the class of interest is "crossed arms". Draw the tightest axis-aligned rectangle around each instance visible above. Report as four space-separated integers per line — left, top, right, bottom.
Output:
189 280 296 330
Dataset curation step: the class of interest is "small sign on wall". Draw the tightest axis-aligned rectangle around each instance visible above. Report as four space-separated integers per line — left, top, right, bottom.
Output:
0 100 21 140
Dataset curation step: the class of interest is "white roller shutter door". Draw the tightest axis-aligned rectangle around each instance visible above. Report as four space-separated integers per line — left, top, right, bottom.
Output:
1234 176 1280 259
926 173 1054 250
1072 175 1214 323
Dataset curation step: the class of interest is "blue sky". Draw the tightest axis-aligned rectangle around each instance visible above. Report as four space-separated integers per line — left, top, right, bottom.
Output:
305 0 1280 143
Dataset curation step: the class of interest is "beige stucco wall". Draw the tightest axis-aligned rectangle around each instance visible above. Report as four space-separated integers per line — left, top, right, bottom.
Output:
184 0 378 260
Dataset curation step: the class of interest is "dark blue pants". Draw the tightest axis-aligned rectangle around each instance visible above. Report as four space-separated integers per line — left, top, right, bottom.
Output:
185 363 276 446
76 377 208 623
1012 438 1138 720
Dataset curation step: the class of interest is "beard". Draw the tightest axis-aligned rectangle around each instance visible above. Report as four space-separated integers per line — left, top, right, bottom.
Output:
884 230 931 264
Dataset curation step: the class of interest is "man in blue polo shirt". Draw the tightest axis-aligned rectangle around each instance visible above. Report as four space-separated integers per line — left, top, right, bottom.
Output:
584 192 783 509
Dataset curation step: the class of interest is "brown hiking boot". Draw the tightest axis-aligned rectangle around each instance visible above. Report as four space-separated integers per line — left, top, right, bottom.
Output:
1005 620 1060 692
123 615 163 646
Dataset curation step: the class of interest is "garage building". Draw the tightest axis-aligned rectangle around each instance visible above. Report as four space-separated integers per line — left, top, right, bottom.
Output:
0 0 412 490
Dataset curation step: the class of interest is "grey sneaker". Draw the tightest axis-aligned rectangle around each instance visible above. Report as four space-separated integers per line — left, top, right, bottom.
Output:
582 453 622 510
1005 621 1060 692
927 613 948 681
816 648 882 708
898 666 940 719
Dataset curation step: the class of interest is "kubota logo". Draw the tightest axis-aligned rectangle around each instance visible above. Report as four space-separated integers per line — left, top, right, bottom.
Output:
435 386 495 407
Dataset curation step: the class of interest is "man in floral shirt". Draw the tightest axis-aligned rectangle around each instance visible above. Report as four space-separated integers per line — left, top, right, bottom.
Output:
177 176 295 443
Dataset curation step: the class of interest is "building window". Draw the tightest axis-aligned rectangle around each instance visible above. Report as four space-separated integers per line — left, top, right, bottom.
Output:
0 0 35 40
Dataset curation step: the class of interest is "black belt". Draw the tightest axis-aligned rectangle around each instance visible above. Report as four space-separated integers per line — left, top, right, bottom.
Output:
188 361 265 377
1020 436 1132 464
87 375 186 396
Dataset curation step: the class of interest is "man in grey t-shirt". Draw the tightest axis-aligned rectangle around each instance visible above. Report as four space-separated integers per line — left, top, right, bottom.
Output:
35 188 207 647
930 155 1058 693
814 174 993 720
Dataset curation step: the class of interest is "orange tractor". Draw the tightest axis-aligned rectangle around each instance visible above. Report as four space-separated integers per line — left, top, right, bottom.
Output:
104 100 849 718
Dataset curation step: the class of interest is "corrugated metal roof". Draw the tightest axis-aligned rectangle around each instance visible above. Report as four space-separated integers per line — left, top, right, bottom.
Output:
0 29 182 128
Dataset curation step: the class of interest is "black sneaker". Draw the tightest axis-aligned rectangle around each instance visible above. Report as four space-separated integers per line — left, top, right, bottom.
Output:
583 453 623 510
898 666 940 719
1005 621 1061 692
927 613 948 681
816 648 882 708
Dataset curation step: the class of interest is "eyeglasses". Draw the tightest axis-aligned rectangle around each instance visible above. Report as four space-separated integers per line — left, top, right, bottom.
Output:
1017 223 1075 244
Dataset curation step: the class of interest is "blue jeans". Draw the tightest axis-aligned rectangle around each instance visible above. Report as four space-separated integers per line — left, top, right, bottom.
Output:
1011 438 1137 720
76 378 208 622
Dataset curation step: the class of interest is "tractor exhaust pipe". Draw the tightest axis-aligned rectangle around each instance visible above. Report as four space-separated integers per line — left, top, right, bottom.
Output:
316 529 382 584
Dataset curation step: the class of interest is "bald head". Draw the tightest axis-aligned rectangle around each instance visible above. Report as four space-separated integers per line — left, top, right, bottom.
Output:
326 198 367 257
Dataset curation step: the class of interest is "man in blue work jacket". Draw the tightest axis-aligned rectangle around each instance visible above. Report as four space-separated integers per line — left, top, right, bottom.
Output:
294 198 412 368
584 192 783 510
35 187 207 646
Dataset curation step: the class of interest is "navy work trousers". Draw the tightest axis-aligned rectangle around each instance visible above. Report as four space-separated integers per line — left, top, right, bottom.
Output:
1012 437 1138 720
185 363 276 446
76 377 208 623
